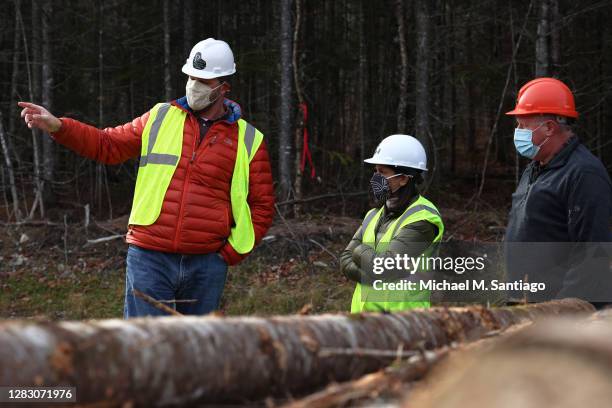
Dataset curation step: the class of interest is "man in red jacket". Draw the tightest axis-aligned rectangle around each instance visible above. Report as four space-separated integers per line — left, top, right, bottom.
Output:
18 38 275 317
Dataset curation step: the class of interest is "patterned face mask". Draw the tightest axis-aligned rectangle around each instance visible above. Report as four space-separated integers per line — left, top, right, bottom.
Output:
370 172 404 204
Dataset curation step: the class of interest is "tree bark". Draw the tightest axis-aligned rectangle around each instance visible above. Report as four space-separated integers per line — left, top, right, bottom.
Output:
550 0 561 77
535 0 550 77
183 0 193 57
163 0 172 101
8 0 23 170
284 346 450 408
414 0 431 167
41 0 54 204
395 0 408 133
292 0 304 215
95 0 112 220
445 0 457 173
0 112 21 221
476 1 533 201
358 1 367 187
21 0 44 218
279 0 294 201
31 0 41 103
0 299 593 405
283 322 532 408
415 0 432 185
405 314 612 408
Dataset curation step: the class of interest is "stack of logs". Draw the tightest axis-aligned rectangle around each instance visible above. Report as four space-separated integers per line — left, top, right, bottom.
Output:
0 298 607 407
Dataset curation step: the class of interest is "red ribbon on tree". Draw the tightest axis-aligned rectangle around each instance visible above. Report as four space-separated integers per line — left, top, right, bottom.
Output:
299 103 316 179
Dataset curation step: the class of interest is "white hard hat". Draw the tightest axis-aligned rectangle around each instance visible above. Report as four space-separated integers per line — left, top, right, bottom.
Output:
182 38 236 79
364 134 428 171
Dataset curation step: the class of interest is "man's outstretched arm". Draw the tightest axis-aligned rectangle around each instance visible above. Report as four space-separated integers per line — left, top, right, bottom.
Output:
18 101 145 164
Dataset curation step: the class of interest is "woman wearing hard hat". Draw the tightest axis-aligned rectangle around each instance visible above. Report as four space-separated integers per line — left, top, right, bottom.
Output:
340 135 444 313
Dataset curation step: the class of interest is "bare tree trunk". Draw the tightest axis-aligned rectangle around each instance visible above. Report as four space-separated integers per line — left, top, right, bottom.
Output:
0 300 592 405
129 50 135 118
550 0 561 77
358 1 367 187
183 0 193 56
445 0 457 173
41 0 54 205
163 0 172 101
415 0 431 165
21 1 44 218
464 23 476 167
0 113 21 221
292 0 304 216
97 0 104 212
476 1 533 201
395 0 408 133
31 0 41 105
96 0 112 220
279 0 293 201
8 0 23 170
535 0 550 77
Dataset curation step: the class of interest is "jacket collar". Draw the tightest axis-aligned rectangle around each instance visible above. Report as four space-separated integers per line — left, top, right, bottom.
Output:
172 97 242 124
541 136 579 170
385 185 418 216
527 136 579 173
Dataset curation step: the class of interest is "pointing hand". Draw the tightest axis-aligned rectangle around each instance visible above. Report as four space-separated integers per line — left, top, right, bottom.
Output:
18 101 62 133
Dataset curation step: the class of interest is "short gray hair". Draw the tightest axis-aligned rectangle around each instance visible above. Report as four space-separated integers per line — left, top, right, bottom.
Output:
540 114 574 132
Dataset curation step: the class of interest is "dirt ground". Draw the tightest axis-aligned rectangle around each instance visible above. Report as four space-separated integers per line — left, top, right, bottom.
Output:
0 186 510 320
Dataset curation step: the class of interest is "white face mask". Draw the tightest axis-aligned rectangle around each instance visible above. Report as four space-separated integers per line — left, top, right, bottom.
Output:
185 78 223 111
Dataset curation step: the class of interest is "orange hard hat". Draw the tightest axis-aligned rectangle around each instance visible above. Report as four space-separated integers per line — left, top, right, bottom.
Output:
506 77 578 118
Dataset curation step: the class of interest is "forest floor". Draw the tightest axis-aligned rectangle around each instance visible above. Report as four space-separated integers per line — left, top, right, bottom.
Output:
0 180 512 320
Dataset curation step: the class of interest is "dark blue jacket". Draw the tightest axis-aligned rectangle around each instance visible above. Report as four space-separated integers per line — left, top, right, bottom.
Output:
505 137 612 303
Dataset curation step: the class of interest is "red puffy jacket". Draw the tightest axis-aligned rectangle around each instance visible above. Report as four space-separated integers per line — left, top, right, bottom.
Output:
51 98 275 265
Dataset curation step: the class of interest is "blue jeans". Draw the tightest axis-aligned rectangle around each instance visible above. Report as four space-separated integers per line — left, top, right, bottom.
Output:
123 245 228 318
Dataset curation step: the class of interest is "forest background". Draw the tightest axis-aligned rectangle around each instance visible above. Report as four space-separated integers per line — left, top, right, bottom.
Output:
1 0 611 318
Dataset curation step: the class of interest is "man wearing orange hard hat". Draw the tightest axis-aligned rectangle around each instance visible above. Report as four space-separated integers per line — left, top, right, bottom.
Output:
504 77 612 306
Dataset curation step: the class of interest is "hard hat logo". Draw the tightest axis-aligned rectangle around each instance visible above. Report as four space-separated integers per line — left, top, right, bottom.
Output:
192 52 207 70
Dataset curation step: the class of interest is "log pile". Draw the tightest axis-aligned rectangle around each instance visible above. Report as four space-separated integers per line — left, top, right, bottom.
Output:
0 299 595 406
403 309 612 408
282 323 533 408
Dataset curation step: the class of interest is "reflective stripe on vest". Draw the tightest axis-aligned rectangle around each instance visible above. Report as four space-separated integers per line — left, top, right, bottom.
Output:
128 103 264 255
129 103 185 226
360 200 443 249
139 103 180 167
358 208 378 239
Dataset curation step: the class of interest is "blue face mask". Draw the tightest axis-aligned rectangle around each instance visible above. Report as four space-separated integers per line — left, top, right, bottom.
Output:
513 123 545 159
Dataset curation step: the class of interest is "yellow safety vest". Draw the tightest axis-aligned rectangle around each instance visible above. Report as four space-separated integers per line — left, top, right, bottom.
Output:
350 195 444 313
128 102 263 254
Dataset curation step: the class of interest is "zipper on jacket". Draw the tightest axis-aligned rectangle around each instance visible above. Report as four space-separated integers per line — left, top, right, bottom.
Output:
520 165 537 206
173 116 221 250
172 112 232 251
173 115 200 251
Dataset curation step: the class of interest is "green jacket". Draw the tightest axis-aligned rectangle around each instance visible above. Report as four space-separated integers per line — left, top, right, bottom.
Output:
340 197 437 283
